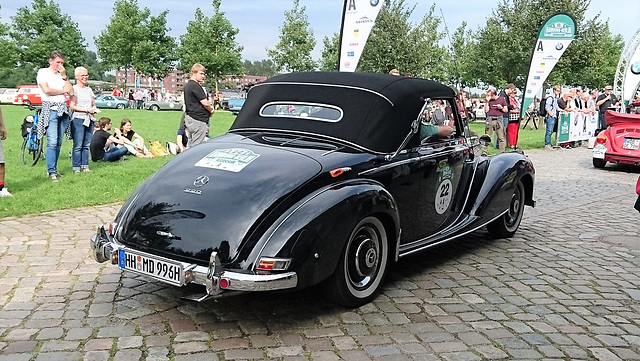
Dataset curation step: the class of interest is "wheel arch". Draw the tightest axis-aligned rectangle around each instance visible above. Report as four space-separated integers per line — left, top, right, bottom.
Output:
249 179 400 290
466 153 536 221
519 172 535 207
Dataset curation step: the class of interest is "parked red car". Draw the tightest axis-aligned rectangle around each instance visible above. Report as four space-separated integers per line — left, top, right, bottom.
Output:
592 110 640 168
13 85 42 106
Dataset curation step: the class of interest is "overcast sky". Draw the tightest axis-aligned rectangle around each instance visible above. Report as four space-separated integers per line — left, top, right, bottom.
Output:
1 1 638 61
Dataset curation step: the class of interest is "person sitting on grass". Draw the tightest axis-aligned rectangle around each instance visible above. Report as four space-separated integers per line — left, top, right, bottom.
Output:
114 118 153 158
90 117 129 162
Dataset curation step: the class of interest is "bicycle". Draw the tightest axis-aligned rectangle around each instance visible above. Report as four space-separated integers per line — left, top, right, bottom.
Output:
20 105 44 166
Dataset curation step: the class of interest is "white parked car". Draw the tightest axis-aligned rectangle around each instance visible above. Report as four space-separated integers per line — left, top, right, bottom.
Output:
473 103 486 120
0 89 18 104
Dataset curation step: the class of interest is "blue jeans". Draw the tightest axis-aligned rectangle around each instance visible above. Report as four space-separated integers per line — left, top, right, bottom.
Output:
46 110 70 174
102 146 128 162
71 118 93 171
544 115 556 146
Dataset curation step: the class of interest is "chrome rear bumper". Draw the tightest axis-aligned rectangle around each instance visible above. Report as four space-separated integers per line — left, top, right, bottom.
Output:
90 226 298 300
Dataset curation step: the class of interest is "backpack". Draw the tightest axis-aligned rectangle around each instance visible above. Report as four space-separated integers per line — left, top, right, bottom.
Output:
538 96 550 116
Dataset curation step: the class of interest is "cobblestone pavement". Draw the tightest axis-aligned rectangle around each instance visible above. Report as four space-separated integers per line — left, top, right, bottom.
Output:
1 146 639 361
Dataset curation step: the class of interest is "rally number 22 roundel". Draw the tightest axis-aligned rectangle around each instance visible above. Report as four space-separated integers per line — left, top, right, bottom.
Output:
435 179 452 214
435 161 454 214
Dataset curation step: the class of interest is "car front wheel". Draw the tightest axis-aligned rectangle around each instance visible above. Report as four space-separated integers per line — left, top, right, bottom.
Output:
487 180 525 238
151 105 160 111
117 103 125 110
323 216 389 308
593 158 606 168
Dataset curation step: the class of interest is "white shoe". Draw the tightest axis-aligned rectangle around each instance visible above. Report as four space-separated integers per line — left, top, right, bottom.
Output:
0 188 12 197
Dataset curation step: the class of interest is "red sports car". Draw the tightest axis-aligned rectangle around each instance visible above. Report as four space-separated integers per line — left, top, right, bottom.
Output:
592 110 640 168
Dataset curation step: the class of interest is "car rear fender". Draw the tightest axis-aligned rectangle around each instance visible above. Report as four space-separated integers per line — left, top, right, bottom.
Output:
247 179 400 289
466 153 535 221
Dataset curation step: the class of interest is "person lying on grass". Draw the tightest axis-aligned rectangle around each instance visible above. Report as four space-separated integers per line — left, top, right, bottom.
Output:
89 117 128 162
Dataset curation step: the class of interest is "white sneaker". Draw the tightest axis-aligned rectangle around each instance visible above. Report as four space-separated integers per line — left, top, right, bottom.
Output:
0 188 12 197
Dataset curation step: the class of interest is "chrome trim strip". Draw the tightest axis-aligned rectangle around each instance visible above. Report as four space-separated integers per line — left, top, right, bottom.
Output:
399 210 508 258
359 144 467 176
90 227 298 299
229 127 385 155
252 81 394 106
259 101 344 122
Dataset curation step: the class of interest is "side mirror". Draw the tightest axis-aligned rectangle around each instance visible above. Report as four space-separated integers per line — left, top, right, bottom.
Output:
479 134 492 146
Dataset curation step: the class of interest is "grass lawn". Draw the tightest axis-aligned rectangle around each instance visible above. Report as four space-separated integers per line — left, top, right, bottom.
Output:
0 105 547 218
468 117 546 151
0 104 235 218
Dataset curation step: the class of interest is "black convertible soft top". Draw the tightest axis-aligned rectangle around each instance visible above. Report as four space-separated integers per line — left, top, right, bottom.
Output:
231 72 455 154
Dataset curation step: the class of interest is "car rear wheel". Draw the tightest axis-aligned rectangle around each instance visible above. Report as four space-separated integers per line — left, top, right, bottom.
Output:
487 180 525 238
323 216 389 308
593 158 606 168
117 103 125 109
151 105 160 111
23 100 31 106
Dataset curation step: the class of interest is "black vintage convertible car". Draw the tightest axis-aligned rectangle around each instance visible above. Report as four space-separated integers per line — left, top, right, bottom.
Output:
91 72 535 307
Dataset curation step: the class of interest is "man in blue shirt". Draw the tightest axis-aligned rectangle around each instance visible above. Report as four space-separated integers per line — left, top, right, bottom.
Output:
544 85 561 150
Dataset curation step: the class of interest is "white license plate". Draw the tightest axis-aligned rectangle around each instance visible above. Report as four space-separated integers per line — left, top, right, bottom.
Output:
623 138 639 150
593 144 606 159
118 249 183 286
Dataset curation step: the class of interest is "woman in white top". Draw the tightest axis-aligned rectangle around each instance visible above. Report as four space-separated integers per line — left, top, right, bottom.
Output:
69 66 98 173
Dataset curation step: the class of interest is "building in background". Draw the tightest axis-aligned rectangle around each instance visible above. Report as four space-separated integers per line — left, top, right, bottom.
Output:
221 75 267 89
115 70 186 93
115 70 267 94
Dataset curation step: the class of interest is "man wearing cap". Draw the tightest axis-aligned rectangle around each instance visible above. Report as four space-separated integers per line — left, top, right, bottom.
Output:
596 86 620 129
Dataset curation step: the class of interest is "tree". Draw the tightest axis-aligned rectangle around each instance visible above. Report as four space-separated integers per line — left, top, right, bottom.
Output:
177 0 243 84
267 0 317 72
242 59 278 77
318 33 339 71
472 0 624 90
83 51 106 81
96 0 176 83
0 6 18 71
131 10 177 79
357 1 447 80
446 22 478 90
9 0 85 73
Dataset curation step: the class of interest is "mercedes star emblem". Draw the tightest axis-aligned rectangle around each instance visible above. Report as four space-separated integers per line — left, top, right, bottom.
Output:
193 175 210 188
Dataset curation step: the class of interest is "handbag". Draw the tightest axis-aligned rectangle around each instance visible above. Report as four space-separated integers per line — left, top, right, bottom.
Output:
149 140 166 157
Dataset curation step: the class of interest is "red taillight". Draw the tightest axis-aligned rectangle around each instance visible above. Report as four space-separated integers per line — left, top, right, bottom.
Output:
257 259 275 270
596 135 607 144
108 222 117 236
219 278 230 289
256 257 291 271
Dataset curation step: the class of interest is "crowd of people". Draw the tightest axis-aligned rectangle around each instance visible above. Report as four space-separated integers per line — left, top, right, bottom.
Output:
0 54 637 197
0 51 219 197
476 82 627 153
542 85 617 150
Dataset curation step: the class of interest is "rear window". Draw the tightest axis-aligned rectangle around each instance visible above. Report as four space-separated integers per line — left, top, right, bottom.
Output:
259 102 343 123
